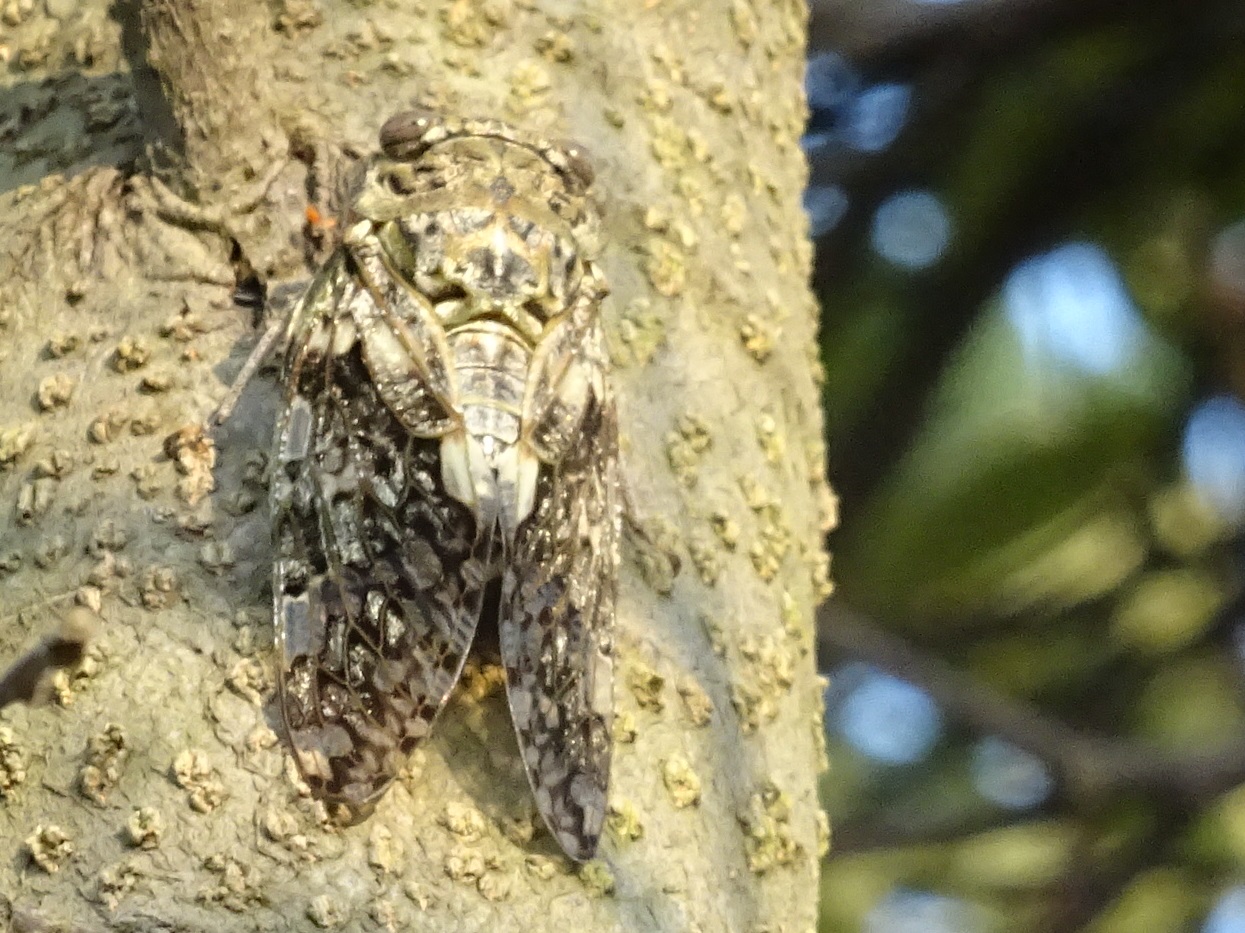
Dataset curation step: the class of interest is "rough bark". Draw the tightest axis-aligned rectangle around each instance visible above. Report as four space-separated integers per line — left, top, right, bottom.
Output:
0 1 831 930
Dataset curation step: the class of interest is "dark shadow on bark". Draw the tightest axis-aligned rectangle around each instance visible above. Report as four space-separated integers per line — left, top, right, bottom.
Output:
0 72 142 195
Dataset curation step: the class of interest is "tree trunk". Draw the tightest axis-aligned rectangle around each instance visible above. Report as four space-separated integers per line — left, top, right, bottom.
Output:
0 1 831 929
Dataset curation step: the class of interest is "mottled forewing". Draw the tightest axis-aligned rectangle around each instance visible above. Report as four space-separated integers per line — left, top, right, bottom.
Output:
272 253 487 814
500 368 618 861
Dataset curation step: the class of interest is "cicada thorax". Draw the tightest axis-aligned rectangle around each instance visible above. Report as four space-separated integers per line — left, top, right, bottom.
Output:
359 192 599 542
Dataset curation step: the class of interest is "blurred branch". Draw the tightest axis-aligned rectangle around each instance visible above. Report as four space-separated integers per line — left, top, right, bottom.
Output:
0 608 96 711
831 806 1024 855
1037 820 1169 933
820 604 1245 804
811 0 1120 64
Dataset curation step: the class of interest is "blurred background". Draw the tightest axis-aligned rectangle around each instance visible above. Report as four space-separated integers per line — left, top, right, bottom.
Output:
806 0 1245 930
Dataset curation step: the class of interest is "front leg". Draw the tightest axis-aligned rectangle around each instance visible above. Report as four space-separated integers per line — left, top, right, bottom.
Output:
208 280 307 427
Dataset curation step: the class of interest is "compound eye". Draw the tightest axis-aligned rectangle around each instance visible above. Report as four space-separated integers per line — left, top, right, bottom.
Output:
551 139 595 189
380 108 444 159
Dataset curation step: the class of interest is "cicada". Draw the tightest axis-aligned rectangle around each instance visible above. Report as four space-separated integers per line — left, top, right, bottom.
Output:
263 111 617 861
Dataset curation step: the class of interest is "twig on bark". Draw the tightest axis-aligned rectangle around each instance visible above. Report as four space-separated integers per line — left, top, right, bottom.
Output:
0 608 98 711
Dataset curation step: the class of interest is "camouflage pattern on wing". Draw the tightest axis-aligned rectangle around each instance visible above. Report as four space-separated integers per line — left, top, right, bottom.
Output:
271 256 490 814
500 336 618 861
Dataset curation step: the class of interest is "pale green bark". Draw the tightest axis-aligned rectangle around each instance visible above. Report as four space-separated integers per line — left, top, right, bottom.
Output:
0 1 830 929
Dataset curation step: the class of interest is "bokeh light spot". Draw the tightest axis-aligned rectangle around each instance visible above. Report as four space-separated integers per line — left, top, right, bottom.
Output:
805 51 861 114
843 82 912 153
866 890 979 933
833 666 943 765
1181 395 1245 526
870 190 952 270
1003 242 1146 376
970 737 1054 810
804 185 850 238
1204 885 1245 933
